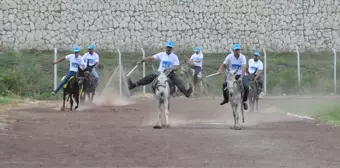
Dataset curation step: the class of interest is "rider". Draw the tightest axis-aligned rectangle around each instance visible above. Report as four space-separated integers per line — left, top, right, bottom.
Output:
128 40 192 98
217 43 249 110
248 51 264 99
189 47 204 86
83 44 100 88
51 46 86 95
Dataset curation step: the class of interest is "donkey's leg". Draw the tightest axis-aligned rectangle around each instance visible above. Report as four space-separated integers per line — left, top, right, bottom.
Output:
256 97 259 110
241 102 245 123
153 100 162 129
61 91 66 111
91 92 95 103
70 95 74 111
74 92 79 110
164 98 170 128
235 103 241 130
230 104 237 129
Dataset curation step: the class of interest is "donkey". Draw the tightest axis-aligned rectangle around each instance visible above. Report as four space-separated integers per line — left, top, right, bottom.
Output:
78 70 96 104
151 69 172 129
61 76 80 112
226 69 245 130
179 60 208 97
78 61 96 104
247 69 259 112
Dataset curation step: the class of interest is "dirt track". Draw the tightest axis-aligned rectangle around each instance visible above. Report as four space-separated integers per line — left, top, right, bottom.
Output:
1 96 340 168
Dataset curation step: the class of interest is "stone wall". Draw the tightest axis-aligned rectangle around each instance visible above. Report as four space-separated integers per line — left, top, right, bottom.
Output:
1 0 339 52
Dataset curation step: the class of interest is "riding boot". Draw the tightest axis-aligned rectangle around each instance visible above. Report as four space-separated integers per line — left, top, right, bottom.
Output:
220 88 229 105
127 78 137 90
243 87 249 110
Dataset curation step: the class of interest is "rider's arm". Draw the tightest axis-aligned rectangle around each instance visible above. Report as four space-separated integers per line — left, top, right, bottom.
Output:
246 60 250 74
218 55 229 73
194 53 204 63
141 56 156 62
79 56 86 70
172 56 180 70
189 54 194 63
239 55 247 79
53 56 66 64
255 62 264 80
93 54 99 68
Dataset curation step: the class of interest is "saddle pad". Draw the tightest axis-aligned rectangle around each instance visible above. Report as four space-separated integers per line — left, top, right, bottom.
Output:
61 76 75 88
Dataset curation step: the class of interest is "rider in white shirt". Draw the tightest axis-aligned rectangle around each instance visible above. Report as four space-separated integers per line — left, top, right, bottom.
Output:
248 51 264 98
189 47 203 86
127 40 192 98
51 46 86 95
217 43 249 110
83 44 100 89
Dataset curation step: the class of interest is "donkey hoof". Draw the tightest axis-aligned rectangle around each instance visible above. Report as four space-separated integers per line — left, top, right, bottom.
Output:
60 106 65 111
163 124 171 128
235 126 242 130
153 125 162 129
242 119 245 123
230 126 236 130
75 106 78 110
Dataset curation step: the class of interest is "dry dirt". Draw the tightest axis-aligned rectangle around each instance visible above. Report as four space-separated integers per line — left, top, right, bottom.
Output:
0 96 340 168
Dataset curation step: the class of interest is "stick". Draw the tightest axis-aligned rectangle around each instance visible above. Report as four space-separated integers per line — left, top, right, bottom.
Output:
205 72 221 78
127 65 138 77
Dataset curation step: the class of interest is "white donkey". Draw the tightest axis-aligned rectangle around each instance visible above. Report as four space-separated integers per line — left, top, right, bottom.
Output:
151 69 172 129
226 69 245 130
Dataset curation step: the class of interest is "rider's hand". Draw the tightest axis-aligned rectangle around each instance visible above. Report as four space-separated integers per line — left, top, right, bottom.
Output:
217 70 222 74
137 60 143 65
52 61 56 65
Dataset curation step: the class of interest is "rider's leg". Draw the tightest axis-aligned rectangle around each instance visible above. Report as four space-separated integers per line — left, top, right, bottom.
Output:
193 66 202 85
52 71 76 95
167 79 176 95
90 69 99 88
128 73 158 90
241 75 249 110
168 72 192 98
257 76 264 98
220 75 229 105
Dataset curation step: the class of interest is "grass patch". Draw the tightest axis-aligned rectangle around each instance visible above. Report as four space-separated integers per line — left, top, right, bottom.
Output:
315 104 340 126
0 97 14 104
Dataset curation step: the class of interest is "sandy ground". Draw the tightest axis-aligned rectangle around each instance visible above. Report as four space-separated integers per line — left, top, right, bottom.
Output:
0 95 340 168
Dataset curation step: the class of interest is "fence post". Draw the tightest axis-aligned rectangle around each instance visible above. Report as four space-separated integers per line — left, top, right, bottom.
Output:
332 48 337 94
116 48 122 96
141 48 146 94
54 48 57 90
262 48 267 94
295 46 301 88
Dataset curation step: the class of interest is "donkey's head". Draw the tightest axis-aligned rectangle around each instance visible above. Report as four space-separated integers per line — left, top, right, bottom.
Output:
247 68 258 82
227 68 241 97
153 70 171 97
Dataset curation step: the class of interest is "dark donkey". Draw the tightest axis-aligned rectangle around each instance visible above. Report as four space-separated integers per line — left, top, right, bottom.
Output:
78 60 96 104
61 75 80 111
247 68 259 112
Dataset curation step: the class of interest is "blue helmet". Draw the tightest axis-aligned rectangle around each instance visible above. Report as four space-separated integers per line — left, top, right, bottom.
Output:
233 43 241 50
254 51 261 57
88 44 95 49
73 46 80 53
194 47 201 52
165 40 174 48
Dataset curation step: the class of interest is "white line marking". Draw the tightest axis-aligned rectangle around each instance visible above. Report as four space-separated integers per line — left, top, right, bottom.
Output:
286 113 315 120
185 122 227 125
